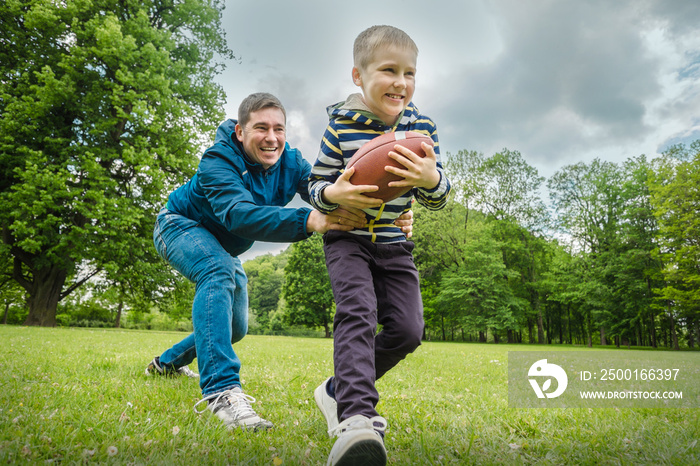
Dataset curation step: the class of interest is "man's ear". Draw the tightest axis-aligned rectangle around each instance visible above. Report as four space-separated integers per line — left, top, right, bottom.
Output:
352 67 362 87
235 123 243 142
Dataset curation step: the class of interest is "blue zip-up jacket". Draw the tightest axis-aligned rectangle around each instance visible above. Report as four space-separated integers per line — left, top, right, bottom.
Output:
166 119 313 257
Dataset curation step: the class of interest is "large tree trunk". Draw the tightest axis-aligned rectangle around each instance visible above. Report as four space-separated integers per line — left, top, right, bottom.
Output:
586 312 593 347
667 309 679 351
23 265 67 327
114 291 124 329
535 300 545 344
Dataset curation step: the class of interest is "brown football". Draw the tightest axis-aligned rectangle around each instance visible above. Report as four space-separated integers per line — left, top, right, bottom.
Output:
345 131 433 202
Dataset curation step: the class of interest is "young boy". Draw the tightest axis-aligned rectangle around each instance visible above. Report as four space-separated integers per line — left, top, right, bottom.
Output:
308 25 451 466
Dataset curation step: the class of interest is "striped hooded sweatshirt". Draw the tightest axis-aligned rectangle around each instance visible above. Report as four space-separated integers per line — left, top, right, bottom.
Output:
309 93 451 243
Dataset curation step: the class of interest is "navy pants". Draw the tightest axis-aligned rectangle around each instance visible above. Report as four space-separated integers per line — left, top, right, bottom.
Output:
323 231 424 421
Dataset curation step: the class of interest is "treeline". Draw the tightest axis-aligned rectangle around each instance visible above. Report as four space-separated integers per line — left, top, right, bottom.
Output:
243 144 700 349
3 142 698 348
413 145 699 349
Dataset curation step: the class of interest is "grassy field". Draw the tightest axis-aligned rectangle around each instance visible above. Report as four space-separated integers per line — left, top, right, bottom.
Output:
1 326 698 465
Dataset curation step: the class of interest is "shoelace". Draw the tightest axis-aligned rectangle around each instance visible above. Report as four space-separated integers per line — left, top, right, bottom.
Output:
193 389 258 418
328 414 387 437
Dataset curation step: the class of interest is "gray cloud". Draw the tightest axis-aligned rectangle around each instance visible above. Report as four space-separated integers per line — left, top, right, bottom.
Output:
214 0 700 258
428 0 672 171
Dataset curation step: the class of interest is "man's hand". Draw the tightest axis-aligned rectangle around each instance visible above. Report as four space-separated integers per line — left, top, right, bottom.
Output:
321 168 384 209
394 209 414 239
305 206 367 235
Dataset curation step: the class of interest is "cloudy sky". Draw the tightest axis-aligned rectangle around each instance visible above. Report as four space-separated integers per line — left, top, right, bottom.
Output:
214 0 700 260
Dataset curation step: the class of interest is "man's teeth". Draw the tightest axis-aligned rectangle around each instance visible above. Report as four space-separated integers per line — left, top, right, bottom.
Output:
261 148 277 152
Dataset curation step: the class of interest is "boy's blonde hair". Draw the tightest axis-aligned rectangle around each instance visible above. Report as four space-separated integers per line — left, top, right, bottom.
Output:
353 25 418 71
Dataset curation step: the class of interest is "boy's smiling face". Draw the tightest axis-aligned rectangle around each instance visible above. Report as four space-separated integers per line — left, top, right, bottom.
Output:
353 45 417 126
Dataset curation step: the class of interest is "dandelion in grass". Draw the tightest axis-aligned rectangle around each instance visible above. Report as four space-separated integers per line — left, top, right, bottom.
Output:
107 446 118 457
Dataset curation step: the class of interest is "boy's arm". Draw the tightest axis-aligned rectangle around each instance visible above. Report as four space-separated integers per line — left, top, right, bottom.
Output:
309 125 383 212
414 166 450 210
308 126 345 214
415 129 451 210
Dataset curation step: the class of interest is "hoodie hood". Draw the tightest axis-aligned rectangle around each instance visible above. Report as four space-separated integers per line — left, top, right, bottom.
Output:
328 93 422 129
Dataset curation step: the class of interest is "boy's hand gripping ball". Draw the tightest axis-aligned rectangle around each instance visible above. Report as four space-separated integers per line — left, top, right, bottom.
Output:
345 131 433 202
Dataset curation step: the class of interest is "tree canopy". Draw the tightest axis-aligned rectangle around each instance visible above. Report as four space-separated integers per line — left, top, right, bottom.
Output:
0 0 232 325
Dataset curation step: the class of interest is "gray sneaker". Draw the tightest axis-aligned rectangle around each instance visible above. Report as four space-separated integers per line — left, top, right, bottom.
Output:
327 415 387 466
194 386 273 431
314 377 339 436
145 357 199 378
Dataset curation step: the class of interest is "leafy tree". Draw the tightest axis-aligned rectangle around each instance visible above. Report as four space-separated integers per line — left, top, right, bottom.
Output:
540 241 581 344
282 234 335 337
444 148 550 342
606 155 663 347
461 148 548 231
1 275 26 325
0 0 232 325
649 142 700 349
548 159 625 345
413 200 479 340
435 220 520 342
244 251 288 329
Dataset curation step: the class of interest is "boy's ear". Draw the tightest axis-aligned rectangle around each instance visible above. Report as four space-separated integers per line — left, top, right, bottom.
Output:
352 67 362 86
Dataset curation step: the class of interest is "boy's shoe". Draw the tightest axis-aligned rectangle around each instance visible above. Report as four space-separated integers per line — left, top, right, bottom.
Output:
327 415 387 466
145 356 199 378
314 377 339 435
193 386 274 431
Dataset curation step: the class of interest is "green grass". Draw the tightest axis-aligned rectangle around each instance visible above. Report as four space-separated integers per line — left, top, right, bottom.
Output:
1 326 698 465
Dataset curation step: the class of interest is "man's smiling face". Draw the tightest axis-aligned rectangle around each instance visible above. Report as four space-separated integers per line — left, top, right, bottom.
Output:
235 107 286 169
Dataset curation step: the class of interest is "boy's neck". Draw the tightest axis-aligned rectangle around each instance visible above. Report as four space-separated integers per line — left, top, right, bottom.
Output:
341 93 404 127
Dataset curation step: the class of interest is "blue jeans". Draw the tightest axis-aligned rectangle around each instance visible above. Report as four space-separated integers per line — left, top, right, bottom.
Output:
153 209 248 397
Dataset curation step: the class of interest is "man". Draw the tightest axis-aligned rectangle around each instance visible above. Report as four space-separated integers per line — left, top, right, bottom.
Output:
146 93 412 431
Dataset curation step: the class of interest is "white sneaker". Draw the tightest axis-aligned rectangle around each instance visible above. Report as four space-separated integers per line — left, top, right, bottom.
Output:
193 386 273 431
145 357 199 378
314 377 339 436
327 415 387 466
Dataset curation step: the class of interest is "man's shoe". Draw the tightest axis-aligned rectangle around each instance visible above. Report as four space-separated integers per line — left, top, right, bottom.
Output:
193 386 273 431
314 377 339 436
327 415 387 466
145 356 199 378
